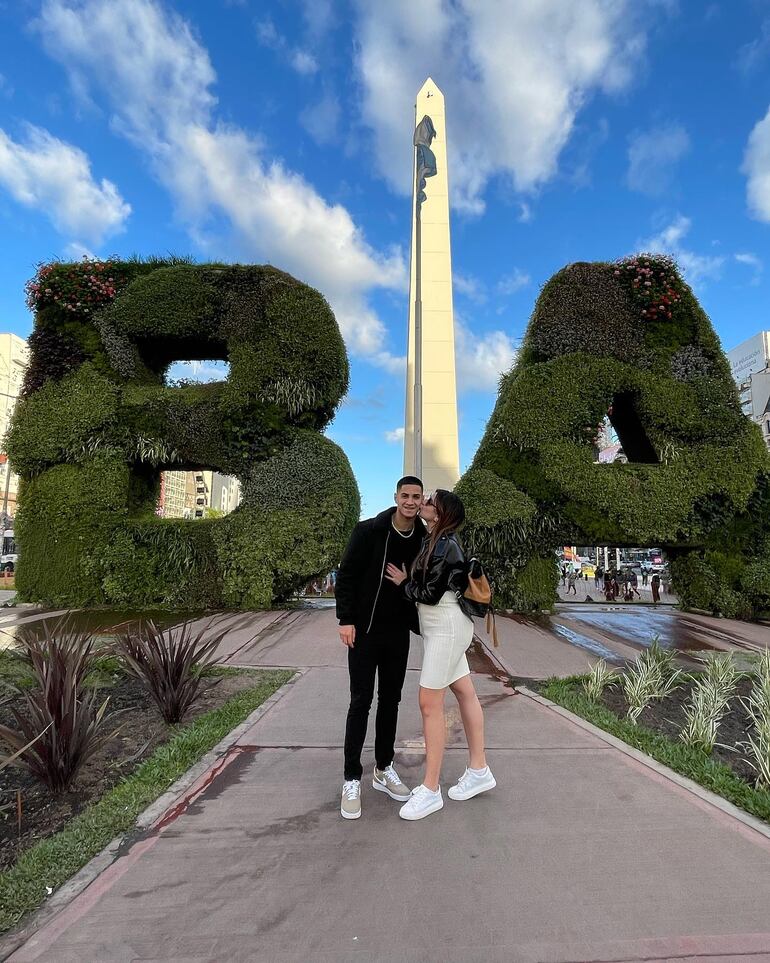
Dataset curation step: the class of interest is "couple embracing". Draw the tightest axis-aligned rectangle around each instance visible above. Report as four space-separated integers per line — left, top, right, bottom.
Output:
336 476 496 821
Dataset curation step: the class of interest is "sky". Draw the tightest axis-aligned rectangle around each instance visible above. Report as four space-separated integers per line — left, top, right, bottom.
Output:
2 0 770 518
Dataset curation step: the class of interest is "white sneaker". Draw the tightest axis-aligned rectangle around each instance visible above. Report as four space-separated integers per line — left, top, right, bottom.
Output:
373 764 411 801
398 784 443 821
447 766 496 801
341 779 362 819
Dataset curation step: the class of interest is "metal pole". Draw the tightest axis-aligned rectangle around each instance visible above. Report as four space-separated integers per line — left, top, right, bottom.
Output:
414 167 423 480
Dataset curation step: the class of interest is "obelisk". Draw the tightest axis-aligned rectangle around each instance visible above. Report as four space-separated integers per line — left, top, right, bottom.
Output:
403 77 460 491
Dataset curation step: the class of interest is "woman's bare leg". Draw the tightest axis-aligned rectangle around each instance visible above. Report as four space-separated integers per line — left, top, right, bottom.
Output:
419 686 446 791
449 674 486 769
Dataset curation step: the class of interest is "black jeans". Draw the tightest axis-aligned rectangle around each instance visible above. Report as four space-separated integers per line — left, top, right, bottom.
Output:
343 626 410 780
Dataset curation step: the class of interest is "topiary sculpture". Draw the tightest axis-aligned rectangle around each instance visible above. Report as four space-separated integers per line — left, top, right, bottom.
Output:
458 254 770 618
9 258 360 608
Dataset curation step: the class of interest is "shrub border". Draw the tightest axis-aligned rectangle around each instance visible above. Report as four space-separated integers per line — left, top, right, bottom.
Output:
527 678 770 833
0 667 296 946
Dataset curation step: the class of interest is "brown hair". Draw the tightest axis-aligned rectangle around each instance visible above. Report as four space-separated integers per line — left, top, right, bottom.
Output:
414 489 466 572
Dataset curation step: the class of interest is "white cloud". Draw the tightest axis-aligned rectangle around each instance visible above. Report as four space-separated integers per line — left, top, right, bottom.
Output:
497 268 531 296
63 241 96 259
353 0 656 213
34 0 406 364
385 427 405 443
517 201 533 223
302 0 334 40
256 17 319 76
736 18 770 74
453 272 486 303
300 91 341 146
735 251 763 284
626 122 689 196
290 49 318 75
0 123 129 244
255 18 280 46
639 214 724 284
743 105 770 222
455 320 517 392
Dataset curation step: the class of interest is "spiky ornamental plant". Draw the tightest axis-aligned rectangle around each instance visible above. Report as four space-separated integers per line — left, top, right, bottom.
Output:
645 637 683 700
703 651 741 692
739 649 770 789
680 677 733 754
582 659 617 701
0 618 120 791
115 619 229 724
622 655 660 724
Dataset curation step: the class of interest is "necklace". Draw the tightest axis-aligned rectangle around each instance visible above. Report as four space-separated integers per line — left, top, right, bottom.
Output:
391 520 415 539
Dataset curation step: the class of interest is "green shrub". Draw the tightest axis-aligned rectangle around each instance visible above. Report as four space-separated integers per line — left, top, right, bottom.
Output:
10 259 359 609
458 255 770 614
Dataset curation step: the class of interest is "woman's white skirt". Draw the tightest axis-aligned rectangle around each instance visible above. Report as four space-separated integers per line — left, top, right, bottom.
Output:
418 591 474 689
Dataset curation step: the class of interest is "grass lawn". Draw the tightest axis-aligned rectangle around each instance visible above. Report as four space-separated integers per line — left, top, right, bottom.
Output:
0 668 292 934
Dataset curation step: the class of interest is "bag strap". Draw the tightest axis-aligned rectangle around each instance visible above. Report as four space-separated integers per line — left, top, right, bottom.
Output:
485 609 499 648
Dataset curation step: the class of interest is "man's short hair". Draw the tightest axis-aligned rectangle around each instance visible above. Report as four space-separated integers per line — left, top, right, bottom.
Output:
396 475 423 492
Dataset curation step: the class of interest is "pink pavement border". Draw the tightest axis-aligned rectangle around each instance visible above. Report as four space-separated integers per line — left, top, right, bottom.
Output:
517 684 770 852
0 670 303 961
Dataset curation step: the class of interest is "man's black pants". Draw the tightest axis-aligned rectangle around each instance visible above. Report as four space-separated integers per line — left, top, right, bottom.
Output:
343 626 410 781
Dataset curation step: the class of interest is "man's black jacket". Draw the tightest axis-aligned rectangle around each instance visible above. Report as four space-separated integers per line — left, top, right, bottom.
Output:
336 507 422 634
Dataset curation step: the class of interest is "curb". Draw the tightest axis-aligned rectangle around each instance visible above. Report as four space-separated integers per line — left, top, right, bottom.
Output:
516 684 770 845
0 670 302 961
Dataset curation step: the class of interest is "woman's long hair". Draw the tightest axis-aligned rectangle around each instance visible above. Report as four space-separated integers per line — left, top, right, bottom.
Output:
414 489 466 573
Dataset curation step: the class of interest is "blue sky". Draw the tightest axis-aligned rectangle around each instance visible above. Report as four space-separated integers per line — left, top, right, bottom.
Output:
2 0 770 518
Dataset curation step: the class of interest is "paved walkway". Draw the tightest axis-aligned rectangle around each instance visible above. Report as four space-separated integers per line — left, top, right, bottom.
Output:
7 608 770 962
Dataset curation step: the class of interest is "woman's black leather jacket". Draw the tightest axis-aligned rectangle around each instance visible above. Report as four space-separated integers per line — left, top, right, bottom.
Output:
404 533 469 607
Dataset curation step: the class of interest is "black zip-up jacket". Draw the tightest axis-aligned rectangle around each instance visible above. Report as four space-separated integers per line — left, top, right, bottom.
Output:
404 533 470 609
336 507 422 634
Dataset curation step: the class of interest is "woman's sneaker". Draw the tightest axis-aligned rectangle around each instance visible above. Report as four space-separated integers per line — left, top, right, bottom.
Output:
373 764 411 801
341 779 362 819
447 766 496 801
398 784 443 820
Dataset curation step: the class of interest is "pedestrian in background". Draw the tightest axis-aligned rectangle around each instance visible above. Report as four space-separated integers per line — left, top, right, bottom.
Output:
651 573 661 604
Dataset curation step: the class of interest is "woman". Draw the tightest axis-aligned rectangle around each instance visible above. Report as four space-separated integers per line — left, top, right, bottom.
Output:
385 489 495 821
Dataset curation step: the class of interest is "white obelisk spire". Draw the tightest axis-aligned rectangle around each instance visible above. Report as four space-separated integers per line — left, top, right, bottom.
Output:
403 78 460 490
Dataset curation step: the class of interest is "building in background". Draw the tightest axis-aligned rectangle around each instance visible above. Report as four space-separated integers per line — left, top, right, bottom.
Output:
159 469 241 519
160 471 188 518
727 332 770 450
0 333 29 520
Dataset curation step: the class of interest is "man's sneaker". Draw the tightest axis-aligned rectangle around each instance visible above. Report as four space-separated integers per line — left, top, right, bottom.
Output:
447 766 496 801
341 779 362 819
398 784 443 821
373 765 411 801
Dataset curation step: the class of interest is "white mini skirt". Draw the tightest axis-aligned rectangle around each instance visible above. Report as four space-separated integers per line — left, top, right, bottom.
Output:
417 591 474 689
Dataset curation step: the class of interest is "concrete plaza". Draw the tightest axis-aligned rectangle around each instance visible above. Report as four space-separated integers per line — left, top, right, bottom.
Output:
5 605 770 962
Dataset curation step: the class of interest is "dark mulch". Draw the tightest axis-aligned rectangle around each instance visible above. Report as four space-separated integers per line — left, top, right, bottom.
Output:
0 671 258 871
599 675 758 784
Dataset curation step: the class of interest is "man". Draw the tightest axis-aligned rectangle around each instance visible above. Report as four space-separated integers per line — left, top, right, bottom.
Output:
336 476 425 819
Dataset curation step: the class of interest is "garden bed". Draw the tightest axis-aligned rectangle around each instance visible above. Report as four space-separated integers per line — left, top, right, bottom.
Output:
536 673 770 826
0 668 273 871
0 665 291 932
599 674 757 784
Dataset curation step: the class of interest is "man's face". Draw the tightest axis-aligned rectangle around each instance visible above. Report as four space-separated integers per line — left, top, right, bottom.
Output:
394 484 423 520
